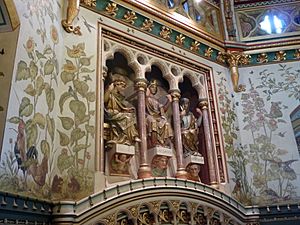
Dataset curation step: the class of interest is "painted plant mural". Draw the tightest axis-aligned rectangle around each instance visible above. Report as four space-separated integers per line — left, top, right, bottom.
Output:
218 64 300 206
1 30 59 198
54 42 95 199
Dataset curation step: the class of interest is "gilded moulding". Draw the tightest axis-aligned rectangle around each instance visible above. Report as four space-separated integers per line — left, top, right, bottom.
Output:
141 19 154 32
123 11 137 24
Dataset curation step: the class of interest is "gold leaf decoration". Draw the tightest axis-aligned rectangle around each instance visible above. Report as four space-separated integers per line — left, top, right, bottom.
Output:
294 49 300 59
216 52 226 63
274 50 286 61
80 0 96 7
175 34 185 46
204 47 213 58
105 3 118 17
190 41 200 52
141 19 154 32
160 26 172 40
257 53 268 63
123 11 137 24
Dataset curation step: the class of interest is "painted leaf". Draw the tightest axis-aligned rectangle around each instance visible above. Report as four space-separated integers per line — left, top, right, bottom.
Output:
73 80 89 97
70 128 85 146
16 60 30 81
80 56 92 66
59 116 74 130
25 120 38 149
69 100 86 121
29 61 38 79
36 76 44 96
44 59 54 75
57 153 74 173
85 125 95 138
58 130 70 146
61 71 75 84
46 88 55 112
80 67 95 73
59 92 72 114
86 92 96 102
19 97 33 117
43 45 53 55
41 140 50 157
46 115 55 141
73 144 90 152
24 84 36 96
75 115 90 127
35 50 46 59
8 117 21 124
33 112 45 129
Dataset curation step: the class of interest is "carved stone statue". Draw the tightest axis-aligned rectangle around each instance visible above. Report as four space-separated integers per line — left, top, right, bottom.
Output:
104 68 141 145
180 98 202 157
151 155 169 177
186 163 201 182
145 79 173 148
110 153 132 175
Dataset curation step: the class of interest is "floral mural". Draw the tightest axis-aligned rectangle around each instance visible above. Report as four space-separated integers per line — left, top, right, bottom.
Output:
218 63 300 206
53 42 95 199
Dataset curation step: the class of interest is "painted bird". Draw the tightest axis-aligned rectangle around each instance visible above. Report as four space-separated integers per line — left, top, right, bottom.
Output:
82 16 95 33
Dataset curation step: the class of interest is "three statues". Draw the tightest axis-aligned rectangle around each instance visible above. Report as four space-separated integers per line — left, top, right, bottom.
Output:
104 69 203 180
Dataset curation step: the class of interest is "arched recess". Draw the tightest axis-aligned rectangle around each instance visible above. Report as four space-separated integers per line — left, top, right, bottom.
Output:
0 0 20 155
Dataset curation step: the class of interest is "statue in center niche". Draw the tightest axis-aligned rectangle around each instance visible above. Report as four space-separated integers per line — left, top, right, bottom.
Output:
179 98 203 157
104 68 141 145
145 79 173 148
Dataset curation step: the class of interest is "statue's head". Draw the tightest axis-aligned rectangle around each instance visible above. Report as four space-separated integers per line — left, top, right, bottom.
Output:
148 79 158 94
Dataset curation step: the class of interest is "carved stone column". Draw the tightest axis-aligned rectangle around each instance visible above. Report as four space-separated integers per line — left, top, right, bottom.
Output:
135 79 152 179
218 51 250 92
170 90 187 179
199 100 218 186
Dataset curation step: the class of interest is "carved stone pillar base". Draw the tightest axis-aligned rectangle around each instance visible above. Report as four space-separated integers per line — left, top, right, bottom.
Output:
138 164 152 179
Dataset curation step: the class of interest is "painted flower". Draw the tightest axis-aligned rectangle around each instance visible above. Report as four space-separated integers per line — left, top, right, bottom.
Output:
63 61 77 73
66 43 86 58
267 119 278 131
25 37 35 53
50 25 59 44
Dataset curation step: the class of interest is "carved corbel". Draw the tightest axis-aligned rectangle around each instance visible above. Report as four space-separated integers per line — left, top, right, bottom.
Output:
219 51 251 92
61 0 81 35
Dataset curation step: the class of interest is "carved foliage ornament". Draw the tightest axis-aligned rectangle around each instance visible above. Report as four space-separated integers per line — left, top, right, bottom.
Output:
190 41 200 52
160 26 172 40
105 3 118 17
175 34 185 46
123 11 137 24
141 19 154 32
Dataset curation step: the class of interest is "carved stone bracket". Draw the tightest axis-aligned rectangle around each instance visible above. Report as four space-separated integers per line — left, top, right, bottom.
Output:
61 0 81 35
218 51 251 92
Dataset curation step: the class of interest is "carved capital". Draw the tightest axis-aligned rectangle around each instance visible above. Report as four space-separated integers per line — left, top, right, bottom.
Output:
170 90 181 101
219 51 250 92
135 79 148 91
198 100 208 110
